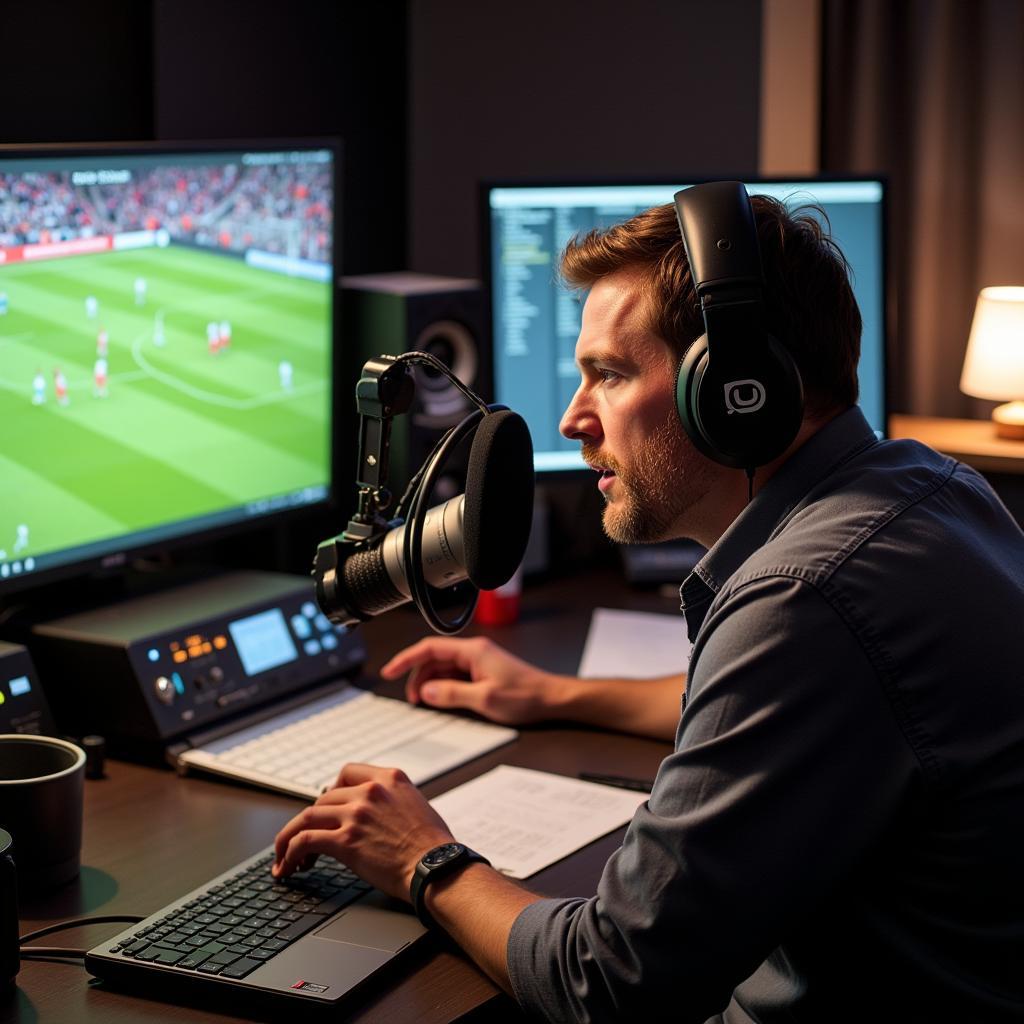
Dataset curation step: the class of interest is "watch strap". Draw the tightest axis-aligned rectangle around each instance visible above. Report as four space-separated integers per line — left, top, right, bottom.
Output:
410 843 490 929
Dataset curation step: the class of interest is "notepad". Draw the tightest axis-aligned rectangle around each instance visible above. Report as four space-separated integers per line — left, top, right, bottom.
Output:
430 765 648 879
577 607 691 679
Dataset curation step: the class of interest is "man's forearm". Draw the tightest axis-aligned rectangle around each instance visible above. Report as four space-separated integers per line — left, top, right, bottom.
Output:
424 863 542 994
546 671 685 741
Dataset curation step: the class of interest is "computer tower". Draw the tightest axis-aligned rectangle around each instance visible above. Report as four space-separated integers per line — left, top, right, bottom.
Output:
339 273 490 506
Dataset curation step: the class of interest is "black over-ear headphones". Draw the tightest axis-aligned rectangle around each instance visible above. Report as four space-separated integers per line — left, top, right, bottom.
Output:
673 181 804 470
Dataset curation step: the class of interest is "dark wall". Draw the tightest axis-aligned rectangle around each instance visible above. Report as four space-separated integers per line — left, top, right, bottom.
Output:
409 0 763 277
0 0 408 275
151 0 407 275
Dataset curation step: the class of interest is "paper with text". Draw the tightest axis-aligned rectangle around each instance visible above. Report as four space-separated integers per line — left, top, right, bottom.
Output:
577 607 691 679
430 765 648 879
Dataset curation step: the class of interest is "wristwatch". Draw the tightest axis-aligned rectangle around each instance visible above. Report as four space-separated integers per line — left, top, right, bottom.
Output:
410 842 490 928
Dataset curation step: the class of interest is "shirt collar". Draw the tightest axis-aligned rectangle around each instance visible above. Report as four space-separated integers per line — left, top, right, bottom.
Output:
679 406 878 619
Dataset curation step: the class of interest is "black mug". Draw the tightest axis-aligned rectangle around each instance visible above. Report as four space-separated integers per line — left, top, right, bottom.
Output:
0 828 17 997
0 735 85 894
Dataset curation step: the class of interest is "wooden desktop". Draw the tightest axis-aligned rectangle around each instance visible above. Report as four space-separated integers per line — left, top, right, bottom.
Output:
889 414 1024 475
11 568 679 1024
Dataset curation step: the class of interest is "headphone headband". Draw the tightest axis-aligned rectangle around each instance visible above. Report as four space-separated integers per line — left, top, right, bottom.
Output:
672 182 804 471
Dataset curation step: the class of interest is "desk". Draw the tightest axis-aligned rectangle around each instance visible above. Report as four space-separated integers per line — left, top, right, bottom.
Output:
889 414 1024 475
11 568 679 1023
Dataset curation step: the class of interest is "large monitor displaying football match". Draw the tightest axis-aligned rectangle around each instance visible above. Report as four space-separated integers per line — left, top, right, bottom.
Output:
0 141 337 590
485 179 887 472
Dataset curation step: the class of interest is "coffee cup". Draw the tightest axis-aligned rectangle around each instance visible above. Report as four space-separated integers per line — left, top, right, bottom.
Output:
0 735 85 893
0 828 17 996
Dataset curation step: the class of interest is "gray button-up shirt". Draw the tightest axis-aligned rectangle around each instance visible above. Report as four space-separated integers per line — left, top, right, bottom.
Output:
507 407 1024 1023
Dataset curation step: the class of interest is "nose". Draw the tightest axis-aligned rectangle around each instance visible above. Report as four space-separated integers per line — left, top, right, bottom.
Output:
559 384 601 444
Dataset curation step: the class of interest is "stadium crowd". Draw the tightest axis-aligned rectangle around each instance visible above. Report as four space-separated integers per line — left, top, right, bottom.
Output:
0 162 331 262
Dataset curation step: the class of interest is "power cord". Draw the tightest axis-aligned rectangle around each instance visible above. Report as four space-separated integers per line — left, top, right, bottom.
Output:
20 946 87 961
18 914 145 964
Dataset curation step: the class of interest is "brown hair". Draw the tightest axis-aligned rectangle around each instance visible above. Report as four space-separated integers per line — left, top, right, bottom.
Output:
560 195 861 417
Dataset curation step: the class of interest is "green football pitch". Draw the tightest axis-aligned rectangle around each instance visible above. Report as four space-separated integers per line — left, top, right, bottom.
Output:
0 245 330 564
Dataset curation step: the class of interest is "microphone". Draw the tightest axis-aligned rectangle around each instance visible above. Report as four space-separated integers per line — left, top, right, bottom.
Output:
315 409 534 627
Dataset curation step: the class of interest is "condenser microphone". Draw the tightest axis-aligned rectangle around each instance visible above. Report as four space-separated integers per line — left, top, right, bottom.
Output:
315 409 534 626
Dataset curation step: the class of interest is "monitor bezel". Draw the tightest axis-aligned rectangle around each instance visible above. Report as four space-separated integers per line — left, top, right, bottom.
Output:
479 173 891 477
0 135 343 597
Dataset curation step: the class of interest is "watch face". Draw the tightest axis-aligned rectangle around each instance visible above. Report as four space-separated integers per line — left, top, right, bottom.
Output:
423 843 463 868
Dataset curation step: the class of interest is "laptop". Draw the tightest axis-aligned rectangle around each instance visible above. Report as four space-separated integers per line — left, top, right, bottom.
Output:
85 845 427 1009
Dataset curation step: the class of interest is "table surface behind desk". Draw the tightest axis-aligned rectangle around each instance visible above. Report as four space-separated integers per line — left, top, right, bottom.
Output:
10 567 681 1024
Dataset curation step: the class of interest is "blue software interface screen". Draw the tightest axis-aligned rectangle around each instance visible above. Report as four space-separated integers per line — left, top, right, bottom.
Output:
488 181 886 471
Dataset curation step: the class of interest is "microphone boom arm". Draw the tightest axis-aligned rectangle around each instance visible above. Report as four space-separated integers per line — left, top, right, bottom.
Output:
347 355 414 540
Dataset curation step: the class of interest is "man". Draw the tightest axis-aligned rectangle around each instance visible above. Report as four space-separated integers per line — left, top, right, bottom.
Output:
273 193 1024 1021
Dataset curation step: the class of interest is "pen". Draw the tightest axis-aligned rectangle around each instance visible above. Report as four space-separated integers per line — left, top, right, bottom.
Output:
578 771 654 792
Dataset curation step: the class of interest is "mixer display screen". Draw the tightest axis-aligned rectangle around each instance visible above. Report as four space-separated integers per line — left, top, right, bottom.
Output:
227 609 298 676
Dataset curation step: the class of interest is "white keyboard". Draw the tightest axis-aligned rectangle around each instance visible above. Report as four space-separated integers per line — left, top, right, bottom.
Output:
178 687 518 799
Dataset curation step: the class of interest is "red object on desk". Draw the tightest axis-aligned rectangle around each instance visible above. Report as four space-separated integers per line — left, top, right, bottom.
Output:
474 569 522 625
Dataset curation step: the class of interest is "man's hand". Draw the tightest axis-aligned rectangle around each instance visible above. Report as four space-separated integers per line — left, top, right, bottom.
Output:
272 763 454 901
380 636 567 725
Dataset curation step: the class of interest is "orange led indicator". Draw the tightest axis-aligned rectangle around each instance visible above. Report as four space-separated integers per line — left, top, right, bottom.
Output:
213 636 227 650
188 646 203 659
173 651 188 664
201 642 212 654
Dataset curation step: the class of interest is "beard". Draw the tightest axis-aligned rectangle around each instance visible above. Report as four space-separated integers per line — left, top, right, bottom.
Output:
583 411 712 544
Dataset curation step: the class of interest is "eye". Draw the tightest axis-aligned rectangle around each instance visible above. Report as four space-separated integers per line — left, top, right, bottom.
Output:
597 367 621 384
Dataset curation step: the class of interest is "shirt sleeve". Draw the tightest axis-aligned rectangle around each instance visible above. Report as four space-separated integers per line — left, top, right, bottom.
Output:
506 574 920 1024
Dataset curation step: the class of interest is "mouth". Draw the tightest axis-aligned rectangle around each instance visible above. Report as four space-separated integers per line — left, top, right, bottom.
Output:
588 463 617 493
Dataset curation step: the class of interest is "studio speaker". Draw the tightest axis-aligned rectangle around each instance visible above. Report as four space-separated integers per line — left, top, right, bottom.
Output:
339 273 490 506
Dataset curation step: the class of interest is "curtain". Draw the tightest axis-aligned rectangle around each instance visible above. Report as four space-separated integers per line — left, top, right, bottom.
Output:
822 0 1024 418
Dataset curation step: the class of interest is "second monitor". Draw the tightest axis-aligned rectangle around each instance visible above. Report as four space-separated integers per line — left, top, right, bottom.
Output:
484 179 887 473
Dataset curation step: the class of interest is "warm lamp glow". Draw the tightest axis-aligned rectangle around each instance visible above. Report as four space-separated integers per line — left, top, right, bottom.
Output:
959 287 1024 440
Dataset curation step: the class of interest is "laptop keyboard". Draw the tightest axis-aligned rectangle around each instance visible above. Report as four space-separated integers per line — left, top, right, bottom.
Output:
106 852 370 979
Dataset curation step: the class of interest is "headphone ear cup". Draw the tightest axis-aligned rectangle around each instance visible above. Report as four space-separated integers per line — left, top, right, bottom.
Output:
675 334 712 456
675 333 804 469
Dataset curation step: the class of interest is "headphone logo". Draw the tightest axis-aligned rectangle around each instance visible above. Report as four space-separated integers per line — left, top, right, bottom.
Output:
724 379 766 414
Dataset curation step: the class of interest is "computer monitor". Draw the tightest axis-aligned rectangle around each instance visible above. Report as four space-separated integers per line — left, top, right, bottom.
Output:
0 139 339 594
484 179 887 472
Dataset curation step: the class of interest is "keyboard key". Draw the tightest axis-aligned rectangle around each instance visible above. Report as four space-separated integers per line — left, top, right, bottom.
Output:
209 950 241 966
275 914 323 943
153 948 186 965
197 961 224 975
220 957 262 979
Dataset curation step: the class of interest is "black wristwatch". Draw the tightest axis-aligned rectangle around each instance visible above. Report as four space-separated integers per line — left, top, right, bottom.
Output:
410 842 490 928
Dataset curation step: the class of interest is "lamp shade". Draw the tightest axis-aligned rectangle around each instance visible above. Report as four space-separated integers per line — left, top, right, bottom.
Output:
959 287 1024 400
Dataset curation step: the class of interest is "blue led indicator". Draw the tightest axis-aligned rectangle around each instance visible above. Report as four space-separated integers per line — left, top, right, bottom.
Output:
171 672 185 695
9 676 31 697
147 648 160 662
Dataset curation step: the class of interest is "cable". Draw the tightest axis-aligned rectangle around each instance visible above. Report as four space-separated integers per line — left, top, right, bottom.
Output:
394 425 456 522
20 914 144 945
394 352 489 415
19 946 87 960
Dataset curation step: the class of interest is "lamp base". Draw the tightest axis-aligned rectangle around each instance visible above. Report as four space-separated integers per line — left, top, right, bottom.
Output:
992 401 1024 440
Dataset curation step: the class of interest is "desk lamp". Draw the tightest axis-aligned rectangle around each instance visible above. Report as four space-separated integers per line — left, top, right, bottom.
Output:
959 286 1024 440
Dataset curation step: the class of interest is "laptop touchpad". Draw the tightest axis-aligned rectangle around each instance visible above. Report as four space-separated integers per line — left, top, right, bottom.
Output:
315 905 424 953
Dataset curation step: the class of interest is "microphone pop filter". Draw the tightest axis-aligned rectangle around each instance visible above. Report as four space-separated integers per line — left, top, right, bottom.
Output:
463 410 534 589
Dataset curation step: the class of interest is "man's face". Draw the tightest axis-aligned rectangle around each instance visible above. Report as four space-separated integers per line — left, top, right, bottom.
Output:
559 269 717 544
